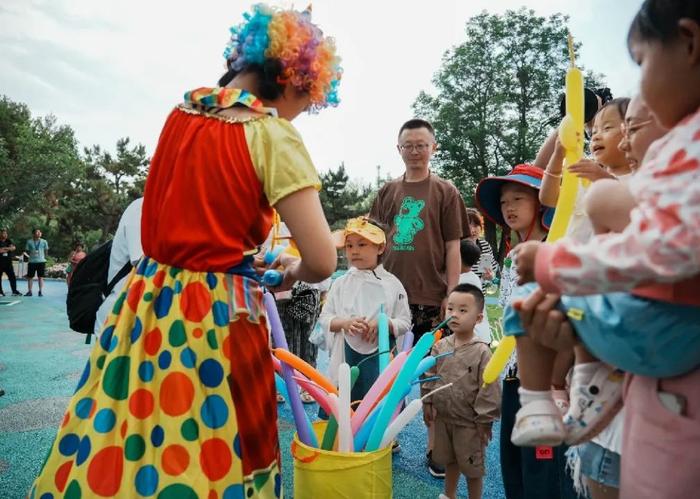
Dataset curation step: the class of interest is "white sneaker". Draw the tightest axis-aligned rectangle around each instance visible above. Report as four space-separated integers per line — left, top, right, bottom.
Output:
511 399 566 447
438 495 451 499
563 364 624 445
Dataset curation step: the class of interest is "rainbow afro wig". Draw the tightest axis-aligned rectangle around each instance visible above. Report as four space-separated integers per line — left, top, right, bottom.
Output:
223 4 342 110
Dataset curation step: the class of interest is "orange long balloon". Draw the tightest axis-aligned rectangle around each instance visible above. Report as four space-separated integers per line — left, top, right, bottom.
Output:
272 348 338 395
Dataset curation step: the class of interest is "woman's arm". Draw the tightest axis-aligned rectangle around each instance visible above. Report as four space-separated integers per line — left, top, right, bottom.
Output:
540 138 566 207
533 128 559 170
275 187 337 284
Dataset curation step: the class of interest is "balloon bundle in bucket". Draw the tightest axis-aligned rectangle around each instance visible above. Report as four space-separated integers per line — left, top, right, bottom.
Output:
265 290 454 453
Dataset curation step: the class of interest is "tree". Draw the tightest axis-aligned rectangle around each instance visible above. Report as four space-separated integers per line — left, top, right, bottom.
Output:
319 163 373 230
414 9 604 257
0 96 82 220
54 138 149 254
0 95 150 259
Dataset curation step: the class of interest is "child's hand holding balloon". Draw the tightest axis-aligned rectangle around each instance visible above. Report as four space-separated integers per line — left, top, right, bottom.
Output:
512 241 541 285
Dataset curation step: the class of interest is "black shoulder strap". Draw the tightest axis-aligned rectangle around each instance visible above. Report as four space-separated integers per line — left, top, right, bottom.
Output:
105 261 133 295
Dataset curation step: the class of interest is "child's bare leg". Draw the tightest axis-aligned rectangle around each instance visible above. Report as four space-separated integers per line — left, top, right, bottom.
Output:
516 335 556 391
551 348 575 413
467 476 483 499
585 179 635 234
551 349 574 389
575 344 598 364
443 464 460 498
511 336 566 446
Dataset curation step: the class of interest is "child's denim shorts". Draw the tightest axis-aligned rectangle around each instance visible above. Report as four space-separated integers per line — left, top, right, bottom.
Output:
579 442 621 488
503 283 700 377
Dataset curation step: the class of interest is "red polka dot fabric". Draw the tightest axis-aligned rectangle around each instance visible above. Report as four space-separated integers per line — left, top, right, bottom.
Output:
29 258 282 498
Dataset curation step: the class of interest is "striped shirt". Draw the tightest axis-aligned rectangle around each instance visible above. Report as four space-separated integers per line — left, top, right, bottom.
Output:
471 238 499 289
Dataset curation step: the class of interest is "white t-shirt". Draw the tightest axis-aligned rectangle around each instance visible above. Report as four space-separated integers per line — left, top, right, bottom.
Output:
566 181 594 243
95 198 143 335
458 271 492 343
318 265 412 383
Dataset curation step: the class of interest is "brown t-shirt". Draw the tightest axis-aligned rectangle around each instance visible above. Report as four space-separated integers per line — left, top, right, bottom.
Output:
370 173 469 306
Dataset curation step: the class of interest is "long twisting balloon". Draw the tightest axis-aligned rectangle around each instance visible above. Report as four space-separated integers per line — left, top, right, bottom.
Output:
482 34 584 385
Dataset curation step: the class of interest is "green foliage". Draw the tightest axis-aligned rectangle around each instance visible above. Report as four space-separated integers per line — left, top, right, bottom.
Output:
414 9 605 255
0 95 149 259
319 163 374 230
0 97 82 219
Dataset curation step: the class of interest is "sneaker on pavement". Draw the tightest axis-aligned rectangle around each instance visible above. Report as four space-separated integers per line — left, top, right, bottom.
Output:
12 291 21 296
426 451 445 479
0 291 5 296
38 291 43 297
511 399 566 447
24 291 32 297
563 364 624 445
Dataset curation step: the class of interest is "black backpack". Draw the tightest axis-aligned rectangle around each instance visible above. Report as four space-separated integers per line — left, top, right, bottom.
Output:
66 240 132 343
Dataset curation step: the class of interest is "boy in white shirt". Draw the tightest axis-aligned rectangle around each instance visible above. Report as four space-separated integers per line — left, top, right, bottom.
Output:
458 239 493 344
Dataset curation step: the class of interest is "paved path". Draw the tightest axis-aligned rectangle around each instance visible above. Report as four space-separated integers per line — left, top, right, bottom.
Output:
0 280 506 498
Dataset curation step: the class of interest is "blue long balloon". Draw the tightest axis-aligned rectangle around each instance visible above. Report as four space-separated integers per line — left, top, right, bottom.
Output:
378 305 390 373
413 351 454 380
354 384 412 451
365 332 436 451
353 402 381 451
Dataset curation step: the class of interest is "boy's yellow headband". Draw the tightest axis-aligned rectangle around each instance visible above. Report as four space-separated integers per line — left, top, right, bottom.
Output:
332 217 386 248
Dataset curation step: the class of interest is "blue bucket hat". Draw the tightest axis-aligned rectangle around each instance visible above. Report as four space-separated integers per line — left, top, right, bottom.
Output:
475 164 554 230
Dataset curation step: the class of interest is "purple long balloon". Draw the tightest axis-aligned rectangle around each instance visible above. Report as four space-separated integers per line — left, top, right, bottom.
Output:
263 292 315 446
401 330 414 352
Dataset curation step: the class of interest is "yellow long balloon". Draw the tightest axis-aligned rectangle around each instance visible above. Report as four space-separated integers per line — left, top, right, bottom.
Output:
547 34 585 243
483 335 516 385
483 34 584 385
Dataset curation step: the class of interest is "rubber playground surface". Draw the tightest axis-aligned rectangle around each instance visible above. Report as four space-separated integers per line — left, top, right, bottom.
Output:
0 280 506 498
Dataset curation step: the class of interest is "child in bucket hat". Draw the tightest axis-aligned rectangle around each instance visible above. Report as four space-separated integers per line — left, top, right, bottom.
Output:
475 164 554 240
475 165 578 496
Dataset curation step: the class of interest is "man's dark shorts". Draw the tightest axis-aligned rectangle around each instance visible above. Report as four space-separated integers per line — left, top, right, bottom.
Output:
27 262 46 278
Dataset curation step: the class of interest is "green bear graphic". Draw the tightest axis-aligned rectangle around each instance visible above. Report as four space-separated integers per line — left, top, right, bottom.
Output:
393 196 425 250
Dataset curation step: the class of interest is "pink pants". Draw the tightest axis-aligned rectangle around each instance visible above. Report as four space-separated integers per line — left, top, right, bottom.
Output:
621 367 700 498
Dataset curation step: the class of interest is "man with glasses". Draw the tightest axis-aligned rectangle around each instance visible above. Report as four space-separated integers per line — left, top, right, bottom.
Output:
370 118 469 477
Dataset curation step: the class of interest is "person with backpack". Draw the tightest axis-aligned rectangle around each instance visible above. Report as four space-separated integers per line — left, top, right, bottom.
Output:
95 197 143 335
65 198 143 341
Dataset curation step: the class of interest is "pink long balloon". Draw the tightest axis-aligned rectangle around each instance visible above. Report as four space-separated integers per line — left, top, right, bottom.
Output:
351 351 408 434
271 357 337 418
291 376 339 419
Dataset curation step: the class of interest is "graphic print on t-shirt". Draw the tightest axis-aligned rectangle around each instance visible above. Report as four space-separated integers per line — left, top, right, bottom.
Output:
392 196 425 251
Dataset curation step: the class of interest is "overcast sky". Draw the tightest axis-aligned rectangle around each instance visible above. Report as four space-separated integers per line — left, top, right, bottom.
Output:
1 0 642 185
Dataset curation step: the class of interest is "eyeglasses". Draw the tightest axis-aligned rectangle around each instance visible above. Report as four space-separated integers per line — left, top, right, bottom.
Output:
398 143 433 153
620 119 653 139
